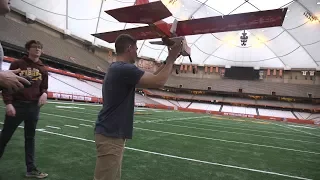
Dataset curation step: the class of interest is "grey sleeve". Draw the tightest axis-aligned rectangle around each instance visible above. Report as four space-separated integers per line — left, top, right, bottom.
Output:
0 43 3 71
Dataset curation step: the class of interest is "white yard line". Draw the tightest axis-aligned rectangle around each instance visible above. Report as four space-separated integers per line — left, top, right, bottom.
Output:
35 129 313 180
287 125 317 129
64 125 79 128
48 101 102 107
183 117 311 134
1 108 317 142
79 124 93 127
152 122 320 145
134 127 320 155
174 120 319 139
53 108 98 116
135 116 210 123
37 113 319 149
272 123 320 138
55 106 85 110
40 111 206 124
46 126 61 130
40 112 94 123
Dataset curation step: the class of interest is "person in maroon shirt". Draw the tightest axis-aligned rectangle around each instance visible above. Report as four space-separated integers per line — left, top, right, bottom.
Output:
0 40 48 179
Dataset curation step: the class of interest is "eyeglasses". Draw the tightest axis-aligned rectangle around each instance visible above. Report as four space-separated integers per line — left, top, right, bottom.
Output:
30 45 43 49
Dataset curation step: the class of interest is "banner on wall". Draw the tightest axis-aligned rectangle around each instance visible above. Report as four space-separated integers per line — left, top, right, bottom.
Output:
223 112 255 118
49 92 100 103
135 102 146 107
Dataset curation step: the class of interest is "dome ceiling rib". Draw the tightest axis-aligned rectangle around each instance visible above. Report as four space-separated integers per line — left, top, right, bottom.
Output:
181 0 250 64
8 0 320 69
156 0 210 62
250 32 287 67
289 0 320 66
282 27 319 66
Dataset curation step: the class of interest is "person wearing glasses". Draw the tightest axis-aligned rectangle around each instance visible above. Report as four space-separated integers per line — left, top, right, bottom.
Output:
0 40 49 179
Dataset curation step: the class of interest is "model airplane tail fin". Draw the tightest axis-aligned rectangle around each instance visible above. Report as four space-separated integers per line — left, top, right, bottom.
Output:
105 1 172 24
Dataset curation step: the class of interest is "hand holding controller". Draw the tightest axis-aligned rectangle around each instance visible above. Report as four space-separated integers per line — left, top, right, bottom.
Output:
0 68 31 92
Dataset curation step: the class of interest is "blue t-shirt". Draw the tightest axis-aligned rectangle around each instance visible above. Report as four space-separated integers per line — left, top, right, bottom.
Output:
95 61 145 139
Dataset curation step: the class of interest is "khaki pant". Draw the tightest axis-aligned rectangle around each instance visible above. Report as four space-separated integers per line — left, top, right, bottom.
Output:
93 134 126 180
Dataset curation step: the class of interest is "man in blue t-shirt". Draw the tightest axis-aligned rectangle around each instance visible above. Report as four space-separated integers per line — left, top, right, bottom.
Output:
93 34 182 180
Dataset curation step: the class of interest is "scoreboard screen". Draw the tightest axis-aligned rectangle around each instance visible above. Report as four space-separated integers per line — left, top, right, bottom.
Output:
224 66 259 80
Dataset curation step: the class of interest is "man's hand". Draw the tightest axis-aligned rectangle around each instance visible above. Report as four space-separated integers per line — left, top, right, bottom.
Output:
38 93 47 107
0 69 31 92
6 104 16 117
0 0 10 15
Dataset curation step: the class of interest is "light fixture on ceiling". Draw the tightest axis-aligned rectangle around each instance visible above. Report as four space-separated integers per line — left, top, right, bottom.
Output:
303 11 319 22
317 2 320 5
240 30 248 46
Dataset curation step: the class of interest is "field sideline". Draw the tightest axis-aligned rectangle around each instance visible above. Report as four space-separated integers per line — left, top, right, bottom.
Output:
0 100 319 180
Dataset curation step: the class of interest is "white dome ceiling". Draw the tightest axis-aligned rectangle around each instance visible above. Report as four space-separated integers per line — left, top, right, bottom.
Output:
10 0 320 69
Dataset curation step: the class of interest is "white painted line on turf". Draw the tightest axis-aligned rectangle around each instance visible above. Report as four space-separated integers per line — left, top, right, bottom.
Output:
41 112 205 126
272 123 320 138
134 127 320 155
46 126 61 130
183 117 310 134
79 124 93 127
53 108 98 116
287 125 317 129
32 113 320 152
35 129 313 180
135 114 319 139
40 112 94 123
135 116 209 123
175 120 319 139
48 101 102 107
152 122 320 145
37 111 320 140
55 106 85 110
64 125 79 128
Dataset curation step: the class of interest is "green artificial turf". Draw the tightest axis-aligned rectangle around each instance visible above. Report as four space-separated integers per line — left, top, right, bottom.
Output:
0 100 319 180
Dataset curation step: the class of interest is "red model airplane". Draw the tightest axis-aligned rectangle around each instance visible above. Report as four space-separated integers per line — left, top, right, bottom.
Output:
92 0 288 62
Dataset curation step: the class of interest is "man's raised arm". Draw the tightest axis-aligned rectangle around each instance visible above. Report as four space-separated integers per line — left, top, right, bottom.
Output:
136 40 182 89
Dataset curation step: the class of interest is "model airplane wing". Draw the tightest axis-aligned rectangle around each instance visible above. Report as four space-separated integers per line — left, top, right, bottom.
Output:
92 26 163 43
175 8 288 36
105 1 172 24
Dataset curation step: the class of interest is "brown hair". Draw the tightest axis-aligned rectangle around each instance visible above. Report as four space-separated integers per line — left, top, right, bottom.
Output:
115 34 136 55
25 40 43 50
